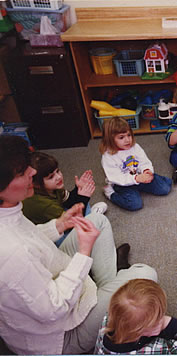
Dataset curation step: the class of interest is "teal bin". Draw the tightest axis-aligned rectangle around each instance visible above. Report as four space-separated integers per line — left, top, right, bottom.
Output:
113 50 145 77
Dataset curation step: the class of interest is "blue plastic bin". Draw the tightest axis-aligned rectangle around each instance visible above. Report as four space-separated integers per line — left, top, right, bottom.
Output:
113 50 145 77
94 106 141 131
6 5 70 40
0 122 32 147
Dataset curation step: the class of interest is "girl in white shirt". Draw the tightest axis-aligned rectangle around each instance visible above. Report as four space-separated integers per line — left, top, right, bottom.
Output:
100 117 172 211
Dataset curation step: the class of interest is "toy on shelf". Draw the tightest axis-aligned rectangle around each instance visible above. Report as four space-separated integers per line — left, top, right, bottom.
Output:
90 100 136 117
139 89 173 120
90 100 140 131
141 43 173 80
158 99 177 125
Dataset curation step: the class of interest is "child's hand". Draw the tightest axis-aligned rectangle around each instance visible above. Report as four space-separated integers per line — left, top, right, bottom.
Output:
135 171 154 184
78 180 95 197
75 170 94 190
71 216 100 256
56 203 84 234
143 169 153 177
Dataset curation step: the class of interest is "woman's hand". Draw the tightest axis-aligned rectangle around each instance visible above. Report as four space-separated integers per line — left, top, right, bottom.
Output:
56 203 84 234
71 216 100 256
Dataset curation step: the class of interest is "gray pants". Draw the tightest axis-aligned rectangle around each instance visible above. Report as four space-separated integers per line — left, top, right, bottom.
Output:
60 213 157 354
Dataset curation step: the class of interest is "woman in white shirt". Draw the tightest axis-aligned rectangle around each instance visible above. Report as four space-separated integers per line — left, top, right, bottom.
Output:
0 135 157 355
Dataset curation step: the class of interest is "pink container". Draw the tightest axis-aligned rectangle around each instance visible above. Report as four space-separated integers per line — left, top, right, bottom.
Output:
29 34 63 47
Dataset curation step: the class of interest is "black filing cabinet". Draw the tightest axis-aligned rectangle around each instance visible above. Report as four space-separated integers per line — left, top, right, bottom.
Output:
7 43 90 149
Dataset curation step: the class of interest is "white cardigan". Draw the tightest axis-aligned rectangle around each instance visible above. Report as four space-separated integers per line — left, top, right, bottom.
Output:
0 203 97 354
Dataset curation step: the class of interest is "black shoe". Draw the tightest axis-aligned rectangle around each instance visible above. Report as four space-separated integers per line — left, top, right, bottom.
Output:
172 168 177 184
116 243 130 272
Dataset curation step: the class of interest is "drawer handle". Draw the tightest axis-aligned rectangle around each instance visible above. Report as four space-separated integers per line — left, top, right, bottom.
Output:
29 66 54 75
41 106 64 114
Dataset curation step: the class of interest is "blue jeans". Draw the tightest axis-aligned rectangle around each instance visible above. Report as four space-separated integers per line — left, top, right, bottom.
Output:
110 173 172 211
170 149 177 168
55 203 91 247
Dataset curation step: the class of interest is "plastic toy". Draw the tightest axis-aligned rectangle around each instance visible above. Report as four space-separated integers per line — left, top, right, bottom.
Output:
144 43 168 74
141 43 173 80
90 100 136 117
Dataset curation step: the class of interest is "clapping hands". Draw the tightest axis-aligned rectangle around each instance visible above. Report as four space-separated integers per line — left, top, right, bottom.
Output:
71 216 100 256
56 203 84 234
75 170 95 197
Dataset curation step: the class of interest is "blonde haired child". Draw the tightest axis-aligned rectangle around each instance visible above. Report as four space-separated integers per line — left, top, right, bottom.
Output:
95 279 177 354
100 117 172 211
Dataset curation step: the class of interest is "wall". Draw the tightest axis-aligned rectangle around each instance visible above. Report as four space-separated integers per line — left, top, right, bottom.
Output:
64 0 177 24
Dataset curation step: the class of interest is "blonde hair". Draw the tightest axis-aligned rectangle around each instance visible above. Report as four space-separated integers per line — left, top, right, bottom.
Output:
99 117 135 155
105 279 167 344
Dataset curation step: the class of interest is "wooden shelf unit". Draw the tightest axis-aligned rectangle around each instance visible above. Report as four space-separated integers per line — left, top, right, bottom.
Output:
62 7 177 138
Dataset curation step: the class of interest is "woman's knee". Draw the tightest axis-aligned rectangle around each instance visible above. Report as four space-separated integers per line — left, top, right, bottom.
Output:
129 263 158 282
86 212 110 230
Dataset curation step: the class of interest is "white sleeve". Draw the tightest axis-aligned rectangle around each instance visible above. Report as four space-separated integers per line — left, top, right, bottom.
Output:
3 246 93 329
135 144 154 173
36 218 63 242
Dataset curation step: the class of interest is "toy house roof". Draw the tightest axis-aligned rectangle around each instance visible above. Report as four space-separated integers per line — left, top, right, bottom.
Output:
144 43 168 60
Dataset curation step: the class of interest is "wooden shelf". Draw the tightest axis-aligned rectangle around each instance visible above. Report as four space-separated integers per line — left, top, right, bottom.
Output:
93 118 167 137
85 72 175 89
62 7 177 138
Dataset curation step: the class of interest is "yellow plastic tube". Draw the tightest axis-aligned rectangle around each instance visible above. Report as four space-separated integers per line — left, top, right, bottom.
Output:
90 100 117 111
99 108 136 117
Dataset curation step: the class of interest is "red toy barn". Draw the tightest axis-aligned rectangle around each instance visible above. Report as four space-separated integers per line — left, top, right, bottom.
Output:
144 43 168 73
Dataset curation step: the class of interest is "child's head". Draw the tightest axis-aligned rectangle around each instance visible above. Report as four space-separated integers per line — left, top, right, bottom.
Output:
106 279 167 344
30 152 63 194
99 117 135 154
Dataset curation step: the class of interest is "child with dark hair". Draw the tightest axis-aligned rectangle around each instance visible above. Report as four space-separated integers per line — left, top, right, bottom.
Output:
99 117 172 211
95 278 177 354
23 151 107 245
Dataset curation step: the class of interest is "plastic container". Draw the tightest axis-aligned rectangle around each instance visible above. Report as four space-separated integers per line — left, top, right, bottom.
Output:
141 104 159 120
94 106 141 131
0 122 32 148
113 50 145 77
6 4 70 40
89 48 116 75
6 0 63 10
29 34 63 47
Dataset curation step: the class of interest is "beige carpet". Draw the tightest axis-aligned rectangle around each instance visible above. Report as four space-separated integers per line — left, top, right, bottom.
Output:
43 133 177 318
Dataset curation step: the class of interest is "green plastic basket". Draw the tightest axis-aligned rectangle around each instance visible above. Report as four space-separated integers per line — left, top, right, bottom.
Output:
0 16 14 32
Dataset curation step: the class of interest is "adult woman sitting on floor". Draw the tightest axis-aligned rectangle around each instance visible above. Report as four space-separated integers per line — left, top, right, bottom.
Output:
0 135 157 355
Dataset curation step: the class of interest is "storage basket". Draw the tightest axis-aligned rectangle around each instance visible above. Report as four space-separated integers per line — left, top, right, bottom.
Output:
0 122 33 148
94 106 141 131
113 50 145 77
6 4 70 40
6 0 63 10
141 104 159 120
89 48 116 75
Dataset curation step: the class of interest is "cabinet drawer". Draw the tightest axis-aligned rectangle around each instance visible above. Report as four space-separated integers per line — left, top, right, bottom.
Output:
29 110 88 149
